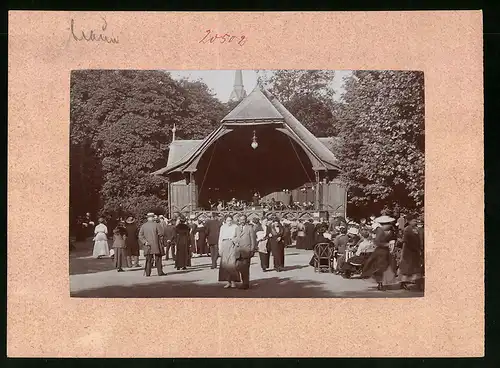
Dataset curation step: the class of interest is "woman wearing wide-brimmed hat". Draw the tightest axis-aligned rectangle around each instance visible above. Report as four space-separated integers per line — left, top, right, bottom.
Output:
361 215 398 290
125 216 141 268
92 217 110 259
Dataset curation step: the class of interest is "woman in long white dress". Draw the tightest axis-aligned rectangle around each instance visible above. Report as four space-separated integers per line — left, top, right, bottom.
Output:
92 217 110 259
218 215 239 288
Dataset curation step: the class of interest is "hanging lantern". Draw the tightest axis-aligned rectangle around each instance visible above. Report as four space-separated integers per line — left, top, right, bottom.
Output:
251 130 258 149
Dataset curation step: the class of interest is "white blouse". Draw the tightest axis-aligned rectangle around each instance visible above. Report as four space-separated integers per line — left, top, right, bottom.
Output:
218 223 237 244
94 223 108 234
356 239 375 256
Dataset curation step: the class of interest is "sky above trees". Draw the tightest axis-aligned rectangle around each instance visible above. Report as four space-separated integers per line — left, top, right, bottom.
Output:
167 70 351 102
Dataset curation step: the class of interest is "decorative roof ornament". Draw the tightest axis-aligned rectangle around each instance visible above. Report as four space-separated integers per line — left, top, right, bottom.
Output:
171 124 176 141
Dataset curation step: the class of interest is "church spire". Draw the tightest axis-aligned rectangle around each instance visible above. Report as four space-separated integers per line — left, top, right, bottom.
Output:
228 70 247 102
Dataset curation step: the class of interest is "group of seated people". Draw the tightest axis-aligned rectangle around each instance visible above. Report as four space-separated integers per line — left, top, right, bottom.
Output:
309 216 411 279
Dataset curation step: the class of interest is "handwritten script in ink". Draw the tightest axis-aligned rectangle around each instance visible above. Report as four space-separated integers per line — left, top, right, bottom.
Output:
70 17 119 44
199 30 247 46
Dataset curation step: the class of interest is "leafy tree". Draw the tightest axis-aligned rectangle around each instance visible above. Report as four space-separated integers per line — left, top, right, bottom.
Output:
70 70 227 220
257 70 341 137
336 70 425 215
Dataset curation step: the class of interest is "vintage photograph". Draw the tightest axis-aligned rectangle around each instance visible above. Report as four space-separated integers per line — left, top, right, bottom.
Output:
69 69 425 298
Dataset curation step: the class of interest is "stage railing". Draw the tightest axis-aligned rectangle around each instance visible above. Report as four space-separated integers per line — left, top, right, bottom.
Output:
173 209 343 221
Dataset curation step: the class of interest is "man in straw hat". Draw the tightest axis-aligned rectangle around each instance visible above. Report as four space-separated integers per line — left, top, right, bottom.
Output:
139 212 165 277
125 216 141 268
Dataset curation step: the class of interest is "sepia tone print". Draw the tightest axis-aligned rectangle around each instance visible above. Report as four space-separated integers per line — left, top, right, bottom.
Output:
69 69 425 298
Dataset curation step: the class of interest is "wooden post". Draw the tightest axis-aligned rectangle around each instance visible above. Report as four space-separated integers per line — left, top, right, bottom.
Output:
314 171 320 210
189 172 198 211
166 177 171 218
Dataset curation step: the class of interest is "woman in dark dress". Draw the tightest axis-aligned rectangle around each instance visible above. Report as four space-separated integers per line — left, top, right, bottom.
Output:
304 219 316 250
308 224 333 267
125 216 141 268
283 222 292 247
269 219 285 272
195 219 208 256
398 214 424 290
361 216 398 290
175 217 192 270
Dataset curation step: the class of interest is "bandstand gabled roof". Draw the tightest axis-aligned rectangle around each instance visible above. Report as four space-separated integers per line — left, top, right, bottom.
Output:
222 87 284 122
165 139 204 169
153 86 340 176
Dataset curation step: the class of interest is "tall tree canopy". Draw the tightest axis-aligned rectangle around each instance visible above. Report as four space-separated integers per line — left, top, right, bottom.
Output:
257 70 341 137
257 69 424 216
70 70 227 219
336 70 425 215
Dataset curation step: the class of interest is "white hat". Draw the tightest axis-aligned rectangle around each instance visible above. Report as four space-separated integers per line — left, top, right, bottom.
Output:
146 212 155 217
374 215 395 224
347 227 359 236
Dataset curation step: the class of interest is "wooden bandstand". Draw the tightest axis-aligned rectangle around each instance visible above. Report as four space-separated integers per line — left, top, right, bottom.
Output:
153 81 347 220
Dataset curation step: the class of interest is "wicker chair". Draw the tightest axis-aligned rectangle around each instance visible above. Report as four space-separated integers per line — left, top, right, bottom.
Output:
313 242 334 273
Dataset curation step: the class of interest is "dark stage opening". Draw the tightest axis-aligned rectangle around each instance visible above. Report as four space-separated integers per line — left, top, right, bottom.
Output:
195 125 316 208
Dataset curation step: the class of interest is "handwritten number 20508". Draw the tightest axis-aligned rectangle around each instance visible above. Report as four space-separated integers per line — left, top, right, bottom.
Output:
199 30 247 46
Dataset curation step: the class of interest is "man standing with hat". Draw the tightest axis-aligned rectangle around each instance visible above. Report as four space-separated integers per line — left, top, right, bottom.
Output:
205 212 222 269
233 214 257 289
163 218 177 262
139 212 165 277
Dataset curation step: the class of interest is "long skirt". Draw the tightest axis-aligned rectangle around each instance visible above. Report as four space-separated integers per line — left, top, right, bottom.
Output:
296 236 306 249
341 253 371 272
218 239 241 282
196 237 208 255
259 251 270 269
114 247 128 269
93 239 110 258
175 242 190 269
361 246 397 284
398 244 423 282
270 241 284 269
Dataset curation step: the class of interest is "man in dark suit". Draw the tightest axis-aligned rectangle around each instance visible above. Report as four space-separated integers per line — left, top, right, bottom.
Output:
205 212 222 269
163 218 177 261
234 215 257 289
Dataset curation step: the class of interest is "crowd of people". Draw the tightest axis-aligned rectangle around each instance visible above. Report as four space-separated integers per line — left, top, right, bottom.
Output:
78 209 424 292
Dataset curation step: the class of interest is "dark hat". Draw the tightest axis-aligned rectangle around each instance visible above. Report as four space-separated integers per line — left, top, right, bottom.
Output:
406 213 418 221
